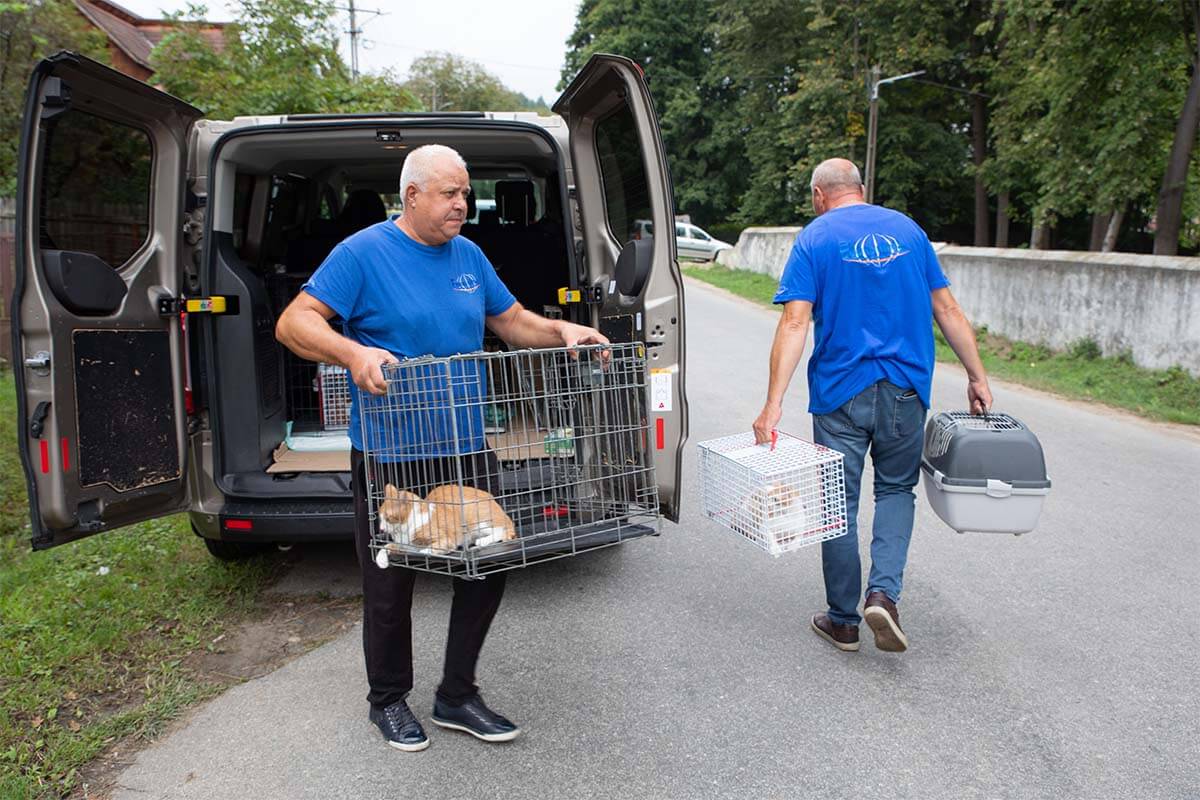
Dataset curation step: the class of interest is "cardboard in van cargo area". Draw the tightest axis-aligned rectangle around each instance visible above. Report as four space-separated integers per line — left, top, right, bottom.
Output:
266 417 553 473
267 443 350 473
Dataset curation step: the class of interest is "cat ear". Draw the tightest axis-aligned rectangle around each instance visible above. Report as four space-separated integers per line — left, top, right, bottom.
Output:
385 484 400 500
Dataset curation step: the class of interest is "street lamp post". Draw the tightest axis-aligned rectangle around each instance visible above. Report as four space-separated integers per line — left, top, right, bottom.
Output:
864 67 925 203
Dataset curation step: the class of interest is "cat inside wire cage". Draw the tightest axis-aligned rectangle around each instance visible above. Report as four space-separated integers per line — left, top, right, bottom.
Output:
358 343 660 578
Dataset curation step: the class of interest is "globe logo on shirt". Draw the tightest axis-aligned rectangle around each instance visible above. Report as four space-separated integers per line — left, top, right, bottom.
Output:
846 233 909 267
450 273 481 293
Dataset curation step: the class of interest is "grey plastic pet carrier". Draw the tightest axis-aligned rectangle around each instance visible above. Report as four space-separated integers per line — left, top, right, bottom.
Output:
921 411 1051 535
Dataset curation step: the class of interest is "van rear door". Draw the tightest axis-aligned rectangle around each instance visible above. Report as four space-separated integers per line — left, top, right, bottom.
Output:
11 53 201 548
553 54 688 522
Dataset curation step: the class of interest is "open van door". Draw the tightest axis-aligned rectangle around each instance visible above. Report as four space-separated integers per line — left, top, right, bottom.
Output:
11 53 201 549
553 54 688 522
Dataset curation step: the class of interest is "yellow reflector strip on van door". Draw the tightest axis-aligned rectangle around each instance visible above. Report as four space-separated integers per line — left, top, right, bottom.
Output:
186 297 227 314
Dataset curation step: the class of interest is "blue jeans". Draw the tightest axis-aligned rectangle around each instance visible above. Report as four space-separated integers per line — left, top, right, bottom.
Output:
812 380 926 626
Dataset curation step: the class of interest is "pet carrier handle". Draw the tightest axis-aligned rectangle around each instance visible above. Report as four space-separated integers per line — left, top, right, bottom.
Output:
771 429 778 451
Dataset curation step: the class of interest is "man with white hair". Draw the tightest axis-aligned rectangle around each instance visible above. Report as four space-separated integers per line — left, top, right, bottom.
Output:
752 158 992 654
277 144 608 751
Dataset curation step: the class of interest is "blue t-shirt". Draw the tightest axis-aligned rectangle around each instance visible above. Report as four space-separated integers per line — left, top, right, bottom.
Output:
774 204 949 415
302 221 516 455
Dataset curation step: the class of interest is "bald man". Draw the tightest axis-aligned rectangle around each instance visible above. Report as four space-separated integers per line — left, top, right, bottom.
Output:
278 144 607 751
753 158 992 654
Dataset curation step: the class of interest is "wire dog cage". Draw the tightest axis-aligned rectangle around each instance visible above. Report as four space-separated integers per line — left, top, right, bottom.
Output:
359 343 660 578
697 432 847 556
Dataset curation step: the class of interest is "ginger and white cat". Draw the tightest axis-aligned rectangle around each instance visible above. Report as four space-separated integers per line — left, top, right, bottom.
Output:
742 483 809 538
375 483 517 567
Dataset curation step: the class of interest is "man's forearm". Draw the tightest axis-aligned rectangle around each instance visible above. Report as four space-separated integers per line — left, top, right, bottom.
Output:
935 306 986 380
492 309 566 349
766 316 809 406
277 308 363 367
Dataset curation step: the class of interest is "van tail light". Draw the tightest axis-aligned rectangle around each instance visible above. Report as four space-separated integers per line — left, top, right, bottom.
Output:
224 518 253 531
633 231 641 240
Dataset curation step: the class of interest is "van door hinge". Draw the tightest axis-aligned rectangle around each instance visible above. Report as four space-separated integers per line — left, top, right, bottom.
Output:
158 296 240 316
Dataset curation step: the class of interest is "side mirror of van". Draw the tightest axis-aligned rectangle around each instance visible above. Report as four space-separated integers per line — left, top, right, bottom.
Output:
615 238 652 297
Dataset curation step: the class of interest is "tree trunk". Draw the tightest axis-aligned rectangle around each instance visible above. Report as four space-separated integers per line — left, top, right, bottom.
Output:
971 93 990 246
1154 2 1200 255
995 191 1010 247
1089 212 1113 251
1102 207 1125 252
1030 219 1051 250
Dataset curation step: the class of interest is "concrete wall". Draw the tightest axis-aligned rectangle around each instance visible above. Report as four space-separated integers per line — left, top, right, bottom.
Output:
938 247 1200 375
710 226 1200 375
715 226 801 279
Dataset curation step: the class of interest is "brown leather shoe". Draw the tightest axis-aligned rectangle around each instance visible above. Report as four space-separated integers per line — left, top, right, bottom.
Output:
863 591 908 652
810 613 860 652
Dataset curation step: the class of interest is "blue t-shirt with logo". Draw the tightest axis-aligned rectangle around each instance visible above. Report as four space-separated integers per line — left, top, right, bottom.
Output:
774 204 950 415
302 221 516 456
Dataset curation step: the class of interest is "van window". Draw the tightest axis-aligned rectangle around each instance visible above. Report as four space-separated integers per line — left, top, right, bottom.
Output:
595 104 651 245
38 109 152 269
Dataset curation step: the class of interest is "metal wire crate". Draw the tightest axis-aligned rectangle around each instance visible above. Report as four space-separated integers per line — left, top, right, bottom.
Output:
359 343 660 578
697 431 847 556
317 363 352 431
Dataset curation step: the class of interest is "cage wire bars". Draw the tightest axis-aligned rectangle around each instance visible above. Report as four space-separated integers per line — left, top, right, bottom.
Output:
698 432 847 556
359 343 660 578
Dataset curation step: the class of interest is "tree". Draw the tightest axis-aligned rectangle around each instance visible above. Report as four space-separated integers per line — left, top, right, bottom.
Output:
1154 0 1200 255
150 0 419 119
988 1 1191 251
0 0 108 195
560 0 745 225
403 51 546 113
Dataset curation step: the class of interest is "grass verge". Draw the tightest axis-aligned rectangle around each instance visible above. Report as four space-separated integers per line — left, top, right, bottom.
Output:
0 374 278 798
683 264 1200 425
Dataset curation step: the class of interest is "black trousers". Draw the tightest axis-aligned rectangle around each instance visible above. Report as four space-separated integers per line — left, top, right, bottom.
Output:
351 448 508 710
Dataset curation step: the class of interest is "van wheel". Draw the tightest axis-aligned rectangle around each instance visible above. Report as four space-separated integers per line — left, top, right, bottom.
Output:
203 536 268 561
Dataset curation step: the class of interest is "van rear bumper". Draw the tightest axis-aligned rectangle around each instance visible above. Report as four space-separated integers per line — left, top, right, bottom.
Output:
190 500 355 542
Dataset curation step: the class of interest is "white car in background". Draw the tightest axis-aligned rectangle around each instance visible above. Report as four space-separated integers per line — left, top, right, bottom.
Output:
633 219 733 261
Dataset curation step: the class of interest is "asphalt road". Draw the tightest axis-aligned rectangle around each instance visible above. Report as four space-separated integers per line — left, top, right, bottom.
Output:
112 279 1200 800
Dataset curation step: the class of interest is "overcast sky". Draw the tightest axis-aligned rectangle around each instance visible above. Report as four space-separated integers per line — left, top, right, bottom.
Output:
117 0 581 102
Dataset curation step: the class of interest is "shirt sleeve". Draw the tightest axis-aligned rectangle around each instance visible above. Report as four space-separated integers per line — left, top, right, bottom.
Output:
479 250 517 317
301 243 364 322
922 239 951 290
774 231 817 304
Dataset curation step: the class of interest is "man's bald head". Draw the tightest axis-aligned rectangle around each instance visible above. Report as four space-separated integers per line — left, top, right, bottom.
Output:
810 158 866 215
810 159 864 193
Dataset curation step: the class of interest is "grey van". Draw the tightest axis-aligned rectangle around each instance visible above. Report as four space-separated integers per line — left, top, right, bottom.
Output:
12 51 688 559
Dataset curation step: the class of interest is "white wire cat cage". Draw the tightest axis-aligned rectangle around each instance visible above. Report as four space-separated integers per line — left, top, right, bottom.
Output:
697 431 847 556
359 343 660 578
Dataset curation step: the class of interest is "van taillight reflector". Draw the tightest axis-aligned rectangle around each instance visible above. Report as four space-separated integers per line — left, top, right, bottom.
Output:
61 438 70 472
224 519 253 531
656 418 665 449
39 440 50 473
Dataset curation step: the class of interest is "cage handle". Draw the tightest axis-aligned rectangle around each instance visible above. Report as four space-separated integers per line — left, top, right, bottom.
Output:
770 429 778 452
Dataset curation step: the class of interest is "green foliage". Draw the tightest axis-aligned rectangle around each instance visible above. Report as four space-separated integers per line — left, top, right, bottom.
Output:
683 264 1200 425
560 0 746 225
150 0 420 118
986 1 1191 232
0 0 109 195
405 51 547 113
0 376 276 797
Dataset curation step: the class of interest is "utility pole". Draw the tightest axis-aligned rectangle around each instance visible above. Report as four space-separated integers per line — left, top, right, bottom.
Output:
865 67 925 203
335 1 385 81
348 0 355 79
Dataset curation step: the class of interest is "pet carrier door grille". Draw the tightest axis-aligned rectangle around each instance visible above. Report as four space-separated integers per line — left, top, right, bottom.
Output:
697 432 847 556
359 343 660 578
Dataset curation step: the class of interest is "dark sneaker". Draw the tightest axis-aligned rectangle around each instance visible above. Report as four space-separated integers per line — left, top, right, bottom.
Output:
811 613 860 652
369 699 429 752
864 591 909 652
432 694 521 743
